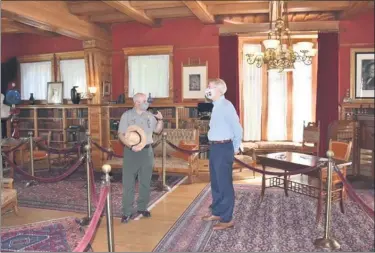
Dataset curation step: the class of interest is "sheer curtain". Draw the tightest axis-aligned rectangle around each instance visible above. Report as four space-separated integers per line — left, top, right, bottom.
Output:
20 61 52 100
60 59 87 99
292 46 313 142
242 44 263 141
267 71 287 141
128 55 169 98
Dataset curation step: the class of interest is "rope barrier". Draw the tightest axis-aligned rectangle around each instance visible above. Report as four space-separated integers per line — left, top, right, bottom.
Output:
1 139 29 154
333 165 375 220
2 153 85 183
73 185 110 252
34 141 82 154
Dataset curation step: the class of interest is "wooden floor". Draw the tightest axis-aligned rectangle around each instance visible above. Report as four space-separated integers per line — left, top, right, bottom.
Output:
1 170 259 252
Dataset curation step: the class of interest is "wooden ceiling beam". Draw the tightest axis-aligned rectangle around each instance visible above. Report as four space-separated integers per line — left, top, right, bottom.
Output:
145 7 193 19
89 12 132 23
1 18 56 36
219 21 340 34
339 1 374 20
182 1 215 24
130 1 184 9
1 1 110 42
103 1 156 26
67 1 115 16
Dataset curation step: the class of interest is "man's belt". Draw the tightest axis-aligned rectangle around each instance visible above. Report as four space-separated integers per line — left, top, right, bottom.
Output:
208 139 232 145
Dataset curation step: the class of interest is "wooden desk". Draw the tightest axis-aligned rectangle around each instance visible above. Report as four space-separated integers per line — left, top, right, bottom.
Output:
257 152 349 200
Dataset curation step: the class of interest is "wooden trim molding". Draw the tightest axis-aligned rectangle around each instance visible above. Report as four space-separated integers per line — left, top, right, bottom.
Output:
123 45 174 104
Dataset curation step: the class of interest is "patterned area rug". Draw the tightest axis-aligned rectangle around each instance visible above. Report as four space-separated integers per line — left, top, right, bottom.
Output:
1 217 84 252
15 170 186 217
154 184 374 252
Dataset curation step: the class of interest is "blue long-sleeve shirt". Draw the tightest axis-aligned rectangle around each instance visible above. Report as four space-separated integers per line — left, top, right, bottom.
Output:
207 95 243 152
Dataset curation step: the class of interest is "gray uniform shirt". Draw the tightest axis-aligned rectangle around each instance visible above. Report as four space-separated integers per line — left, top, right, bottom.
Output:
118 108 157 145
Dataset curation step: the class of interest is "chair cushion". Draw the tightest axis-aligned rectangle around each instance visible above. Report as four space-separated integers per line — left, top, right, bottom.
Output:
33 151 48 159
254 141 300 149
154 157 190 170
170 141 199 162
242 142 259 152
1 189 17 206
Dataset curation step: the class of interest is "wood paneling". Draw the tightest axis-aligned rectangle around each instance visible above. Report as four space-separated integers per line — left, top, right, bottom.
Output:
182 1 215 24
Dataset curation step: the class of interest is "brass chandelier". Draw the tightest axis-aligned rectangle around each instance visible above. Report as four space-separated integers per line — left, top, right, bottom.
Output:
246 1 316 72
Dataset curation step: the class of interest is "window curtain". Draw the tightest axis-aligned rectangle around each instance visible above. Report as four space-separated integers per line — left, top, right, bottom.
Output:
60 59 87 99
242 44 263 141
267 71 287 141
20 61 52 100
128 55 169 98
219 35 240 113
292 44 313 142
316 32 339 155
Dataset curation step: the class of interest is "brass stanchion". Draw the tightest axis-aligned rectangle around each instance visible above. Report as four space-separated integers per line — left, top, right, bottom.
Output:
79 132 92 226
25 132 37 187
102 164 114 252
157 132 171 192
314 150 340 250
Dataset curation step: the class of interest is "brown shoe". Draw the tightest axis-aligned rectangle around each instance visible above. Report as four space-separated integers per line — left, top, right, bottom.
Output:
213 221 234 230
201 215 221 221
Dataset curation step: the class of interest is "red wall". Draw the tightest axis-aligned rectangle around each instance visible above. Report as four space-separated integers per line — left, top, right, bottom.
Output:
111 18 219 101
338 10 375 102
1 33 83 62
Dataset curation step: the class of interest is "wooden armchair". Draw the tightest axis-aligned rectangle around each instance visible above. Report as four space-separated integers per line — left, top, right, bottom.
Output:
316 139 352 223
1 178 18 215
301 121 320 157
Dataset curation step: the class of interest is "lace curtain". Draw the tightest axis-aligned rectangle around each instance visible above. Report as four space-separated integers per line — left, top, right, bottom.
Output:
242 44 263 141
60 59 87 99
128 55 170 98
20 61 52 100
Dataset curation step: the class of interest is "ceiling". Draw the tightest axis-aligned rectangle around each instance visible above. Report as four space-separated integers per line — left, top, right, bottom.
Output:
1 1 374 40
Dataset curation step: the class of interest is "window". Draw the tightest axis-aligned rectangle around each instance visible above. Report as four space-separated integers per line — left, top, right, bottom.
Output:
19 54 54 100
128 55 169 98
59 59 87 99
241 40 316 141
123 45 173 103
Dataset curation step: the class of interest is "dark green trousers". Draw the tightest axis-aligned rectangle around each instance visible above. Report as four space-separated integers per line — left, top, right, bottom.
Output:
122 146 154 216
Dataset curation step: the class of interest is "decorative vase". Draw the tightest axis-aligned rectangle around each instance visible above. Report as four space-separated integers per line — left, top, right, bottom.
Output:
147 93 153 103
71 86 80 104
29 93 35 105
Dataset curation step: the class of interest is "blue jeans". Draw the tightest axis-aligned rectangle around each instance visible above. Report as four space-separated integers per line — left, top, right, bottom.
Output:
209 142 235 222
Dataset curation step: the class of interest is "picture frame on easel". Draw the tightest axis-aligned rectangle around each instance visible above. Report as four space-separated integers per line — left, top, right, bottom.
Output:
181 58 208 102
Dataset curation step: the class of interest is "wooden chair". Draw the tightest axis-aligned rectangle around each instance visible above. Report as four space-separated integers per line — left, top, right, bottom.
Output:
1 178 18 215
316 139 352 223
301 121 320 157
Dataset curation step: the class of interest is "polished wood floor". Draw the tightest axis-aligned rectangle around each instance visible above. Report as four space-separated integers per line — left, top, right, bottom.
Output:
1 170 259 252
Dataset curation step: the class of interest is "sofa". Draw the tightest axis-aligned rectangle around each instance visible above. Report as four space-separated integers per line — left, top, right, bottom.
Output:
105 129 199 183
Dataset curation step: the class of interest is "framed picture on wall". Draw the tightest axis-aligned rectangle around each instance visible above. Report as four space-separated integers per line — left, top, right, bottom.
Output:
181 61 208 101
103 80 111 96
46 82 63 104
350 48 374 102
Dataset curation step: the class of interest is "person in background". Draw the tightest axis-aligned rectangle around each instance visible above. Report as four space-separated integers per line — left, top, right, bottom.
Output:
118 93 164 223
201 78 243 230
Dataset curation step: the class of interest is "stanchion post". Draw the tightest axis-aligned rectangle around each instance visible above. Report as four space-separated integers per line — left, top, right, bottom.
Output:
28 131 35 176
102 164 114 252
161 132 171 192
79 132 92 226
314 150 340 250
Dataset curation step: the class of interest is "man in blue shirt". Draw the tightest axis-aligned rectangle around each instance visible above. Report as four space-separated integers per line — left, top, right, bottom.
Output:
201 78 243 230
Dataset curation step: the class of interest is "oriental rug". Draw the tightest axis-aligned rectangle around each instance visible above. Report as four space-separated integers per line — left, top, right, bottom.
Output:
14 170 186 218
0 217 84 252
154 184 374 252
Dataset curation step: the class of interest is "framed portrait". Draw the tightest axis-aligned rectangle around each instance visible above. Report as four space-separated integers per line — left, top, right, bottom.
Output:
46 82 63 104
350 48 374 102
182 61 208 101
103 80 111 96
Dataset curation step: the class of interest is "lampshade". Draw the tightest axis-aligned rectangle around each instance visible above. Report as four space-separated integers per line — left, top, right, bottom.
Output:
263 39 280 49
88 86 97 94
296 42 313 51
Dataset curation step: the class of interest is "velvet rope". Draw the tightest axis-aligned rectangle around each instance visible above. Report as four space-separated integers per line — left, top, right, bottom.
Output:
165 140 208 154
73 185 110 252
34 141 82 154
89 158 98 205
2 154 85 183
334 165 375 220
1 139 29 154
233 157 325 176
91 139 162 159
